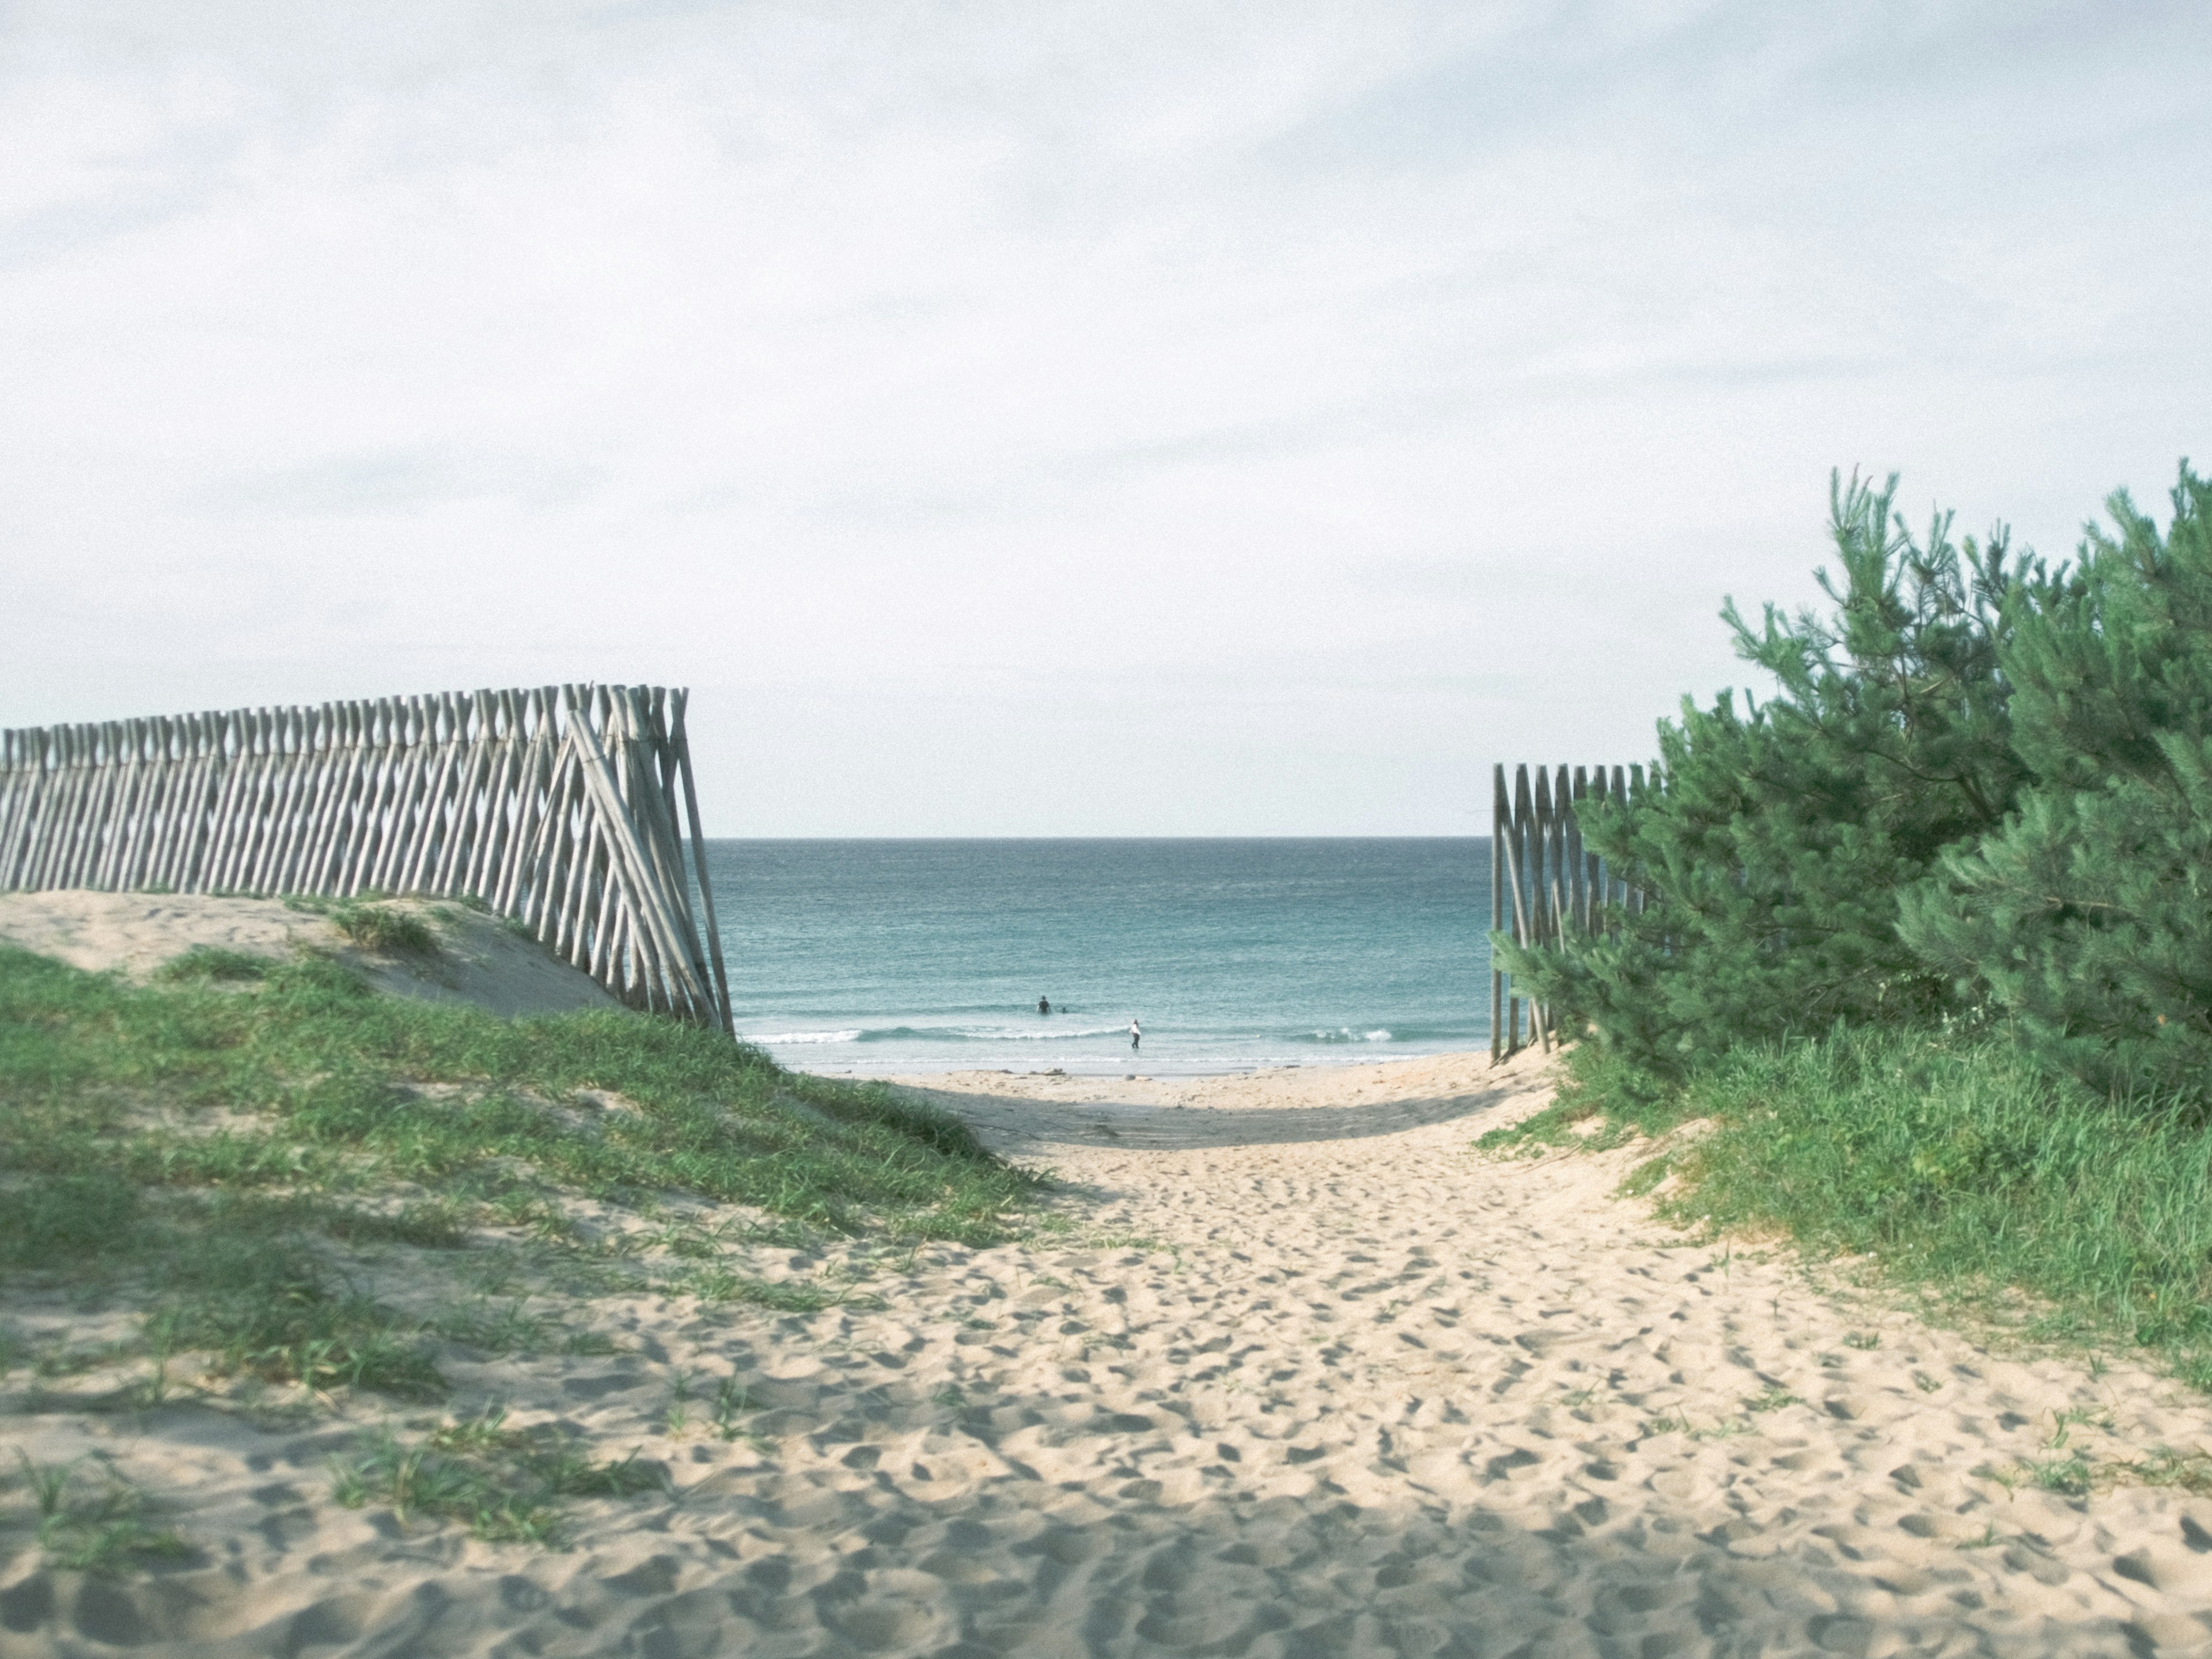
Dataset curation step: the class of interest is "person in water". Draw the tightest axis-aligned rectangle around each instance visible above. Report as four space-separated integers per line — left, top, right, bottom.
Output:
1130 1018 1141 1051
1038 997 1051 1015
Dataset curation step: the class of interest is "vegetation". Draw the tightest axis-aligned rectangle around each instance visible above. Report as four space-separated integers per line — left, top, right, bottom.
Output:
327 900 442 958
1903 465 2212 1097
329 1408 666 1546
153 945 272 984
1498 471 2051 1080
1490 459 2212 1385
3 1453 187 1574
0 944 1039 1408
1506 460 2212 1099
1487 1031 2212 1388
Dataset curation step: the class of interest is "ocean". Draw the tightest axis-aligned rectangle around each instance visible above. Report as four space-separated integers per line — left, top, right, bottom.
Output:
700 839 1492 1077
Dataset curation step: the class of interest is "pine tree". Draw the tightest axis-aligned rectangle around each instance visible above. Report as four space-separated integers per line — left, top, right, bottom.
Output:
1504 472 2043 1077
1900 464 2212 1099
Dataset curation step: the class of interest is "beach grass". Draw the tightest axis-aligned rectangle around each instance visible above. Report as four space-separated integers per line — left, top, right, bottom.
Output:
1482 1028 2212 1388
151 945 273 984
325 900 442 958
5 1452 188 1573
328 1407 667 1546
0 943 1040 1404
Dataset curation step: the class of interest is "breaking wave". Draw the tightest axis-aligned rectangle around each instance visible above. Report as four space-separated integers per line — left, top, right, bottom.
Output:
749 1024 1130 1047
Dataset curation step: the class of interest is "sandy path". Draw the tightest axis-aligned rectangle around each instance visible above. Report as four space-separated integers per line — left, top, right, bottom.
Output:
5 1050 2212 1656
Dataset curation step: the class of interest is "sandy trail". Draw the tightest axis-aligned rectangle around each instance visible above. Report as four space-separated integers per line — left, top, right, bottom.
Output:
6 1049 2212 1656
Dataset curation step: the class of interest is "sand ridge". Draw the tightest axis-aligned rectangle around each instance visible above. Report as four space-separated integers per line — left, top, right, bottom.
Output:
3 1047 2211 1655
0 891 618 1018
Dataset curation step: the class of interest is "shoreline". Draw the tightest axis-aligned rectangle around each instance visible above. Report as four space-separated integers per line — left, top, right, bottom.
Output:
787 1051 1488 1082
778 1039 1495 1082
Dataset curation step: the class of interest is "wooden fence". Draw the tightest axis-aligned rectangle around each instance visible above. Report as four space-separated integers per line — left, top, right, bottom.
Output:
1491 762 1645 1062
0 683 733 1033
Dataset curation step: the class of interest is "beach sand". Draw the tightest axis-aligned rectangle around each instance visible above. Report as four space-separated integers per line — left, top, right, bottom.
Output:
0 891 618 1018
5 1041 2212 1654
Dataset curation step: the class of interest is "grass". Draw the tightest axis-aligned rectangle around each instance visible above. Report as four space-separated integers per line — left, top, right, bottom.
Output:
327 901 441 957
0 944 1041 1410
1480 1027 2212 1389
2022 1452 2094 1497
1972 1446 2212 1506
661 1264 848 1311
328 1408 664 1546
153 946 271 984
5 1452 188 1573
710 1376 759 1439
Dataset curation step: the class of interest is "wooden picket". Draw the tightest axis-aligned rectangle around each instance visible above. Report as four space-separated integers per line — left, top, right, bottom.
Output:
0 683 733 1033
1490 762 1644 1062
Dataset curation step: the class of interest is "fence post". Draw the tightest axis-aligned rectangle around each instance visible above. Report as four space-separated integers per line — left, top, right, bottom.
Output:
1490 760 1645 1065
1490 764 1507 1064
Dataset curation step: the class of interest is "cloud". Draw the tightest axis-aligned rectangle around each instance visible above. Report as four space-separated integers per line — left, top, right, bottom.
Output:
2 1 2207 830
203 445 600 516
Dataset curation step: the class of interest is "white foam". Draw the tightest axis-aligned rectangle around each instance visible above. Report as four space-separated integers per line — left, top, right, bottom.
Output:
964 1025 1128 1041
752 1029 863 1044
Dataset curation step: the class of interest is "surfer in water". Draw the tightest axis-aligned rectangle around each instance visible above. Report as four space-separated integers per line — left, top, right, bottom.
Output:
1130 1017 1141 1052
1038 997 1051 1015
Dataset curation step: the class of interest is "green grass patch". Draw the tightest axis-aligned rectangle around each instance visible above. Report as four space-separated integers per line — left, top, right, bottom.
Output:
1476 1042 1690 1156
2118 1449 2212 1494
5 1452 189 1573
2022 1452 2094 1497
154 946 272 984
1486 1028 2212 1386
150 1232 448 1398
0 1172 142 1268
329 1408 664 1546
660 1264 846 1312
327 902 440 957
0 943 1041 1410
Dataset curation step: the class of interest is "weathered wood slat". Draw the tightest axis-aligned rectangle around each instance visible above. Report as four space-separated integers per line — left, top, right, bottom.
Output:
565 690 715 1020
1490 759 1646 1064
670 690 733 1033
0 683 733 1033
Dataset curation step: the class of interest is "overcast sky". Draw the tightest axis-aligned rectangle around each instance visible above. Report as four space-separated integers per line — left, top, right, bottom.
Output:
3 2 2207 834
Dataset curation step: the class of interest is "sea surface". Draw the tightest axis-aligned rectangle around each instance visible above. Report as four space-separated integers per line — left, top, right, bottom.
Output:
699 839 1491 1077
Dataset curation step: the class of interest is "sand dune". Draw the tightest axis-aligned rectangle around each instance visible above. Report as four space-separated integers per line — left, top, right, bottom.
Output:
0 891 616 1018
4 1047 2211 1655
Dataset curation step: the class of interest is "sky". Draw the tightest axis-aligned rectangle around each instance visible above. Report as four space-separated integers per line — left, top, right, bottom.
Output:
3 2 2208 835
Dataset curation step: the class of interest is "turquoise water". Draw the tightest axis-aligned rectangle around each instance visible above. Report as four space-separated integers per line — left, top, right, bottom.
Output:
700 839 1491 1076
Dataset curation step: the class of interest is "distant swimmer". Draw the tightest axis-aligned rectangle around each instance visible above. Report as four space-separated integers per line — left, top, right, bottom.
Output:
1039 997 1051 1015
1130 1018 1141 1052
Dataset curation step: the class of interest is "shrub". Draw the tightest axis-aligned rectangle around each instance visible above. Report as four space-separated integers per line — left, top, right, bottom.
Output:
1501 472 2047 1077
1903 463 2212 1100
